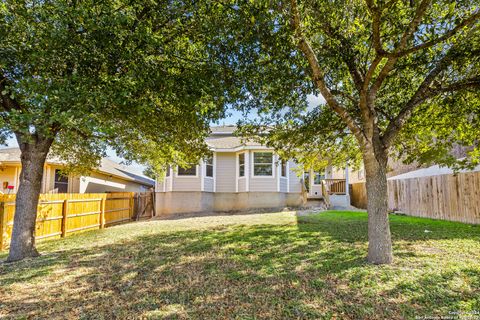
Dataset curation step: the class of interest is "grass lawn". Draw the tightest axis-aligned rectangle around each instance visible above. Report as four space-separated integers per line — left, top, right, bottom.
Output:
1 211 479 319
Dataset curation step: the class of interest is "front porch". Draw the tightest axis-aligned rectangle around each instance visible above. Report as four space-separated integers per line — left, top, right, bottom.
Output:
303 166 352 208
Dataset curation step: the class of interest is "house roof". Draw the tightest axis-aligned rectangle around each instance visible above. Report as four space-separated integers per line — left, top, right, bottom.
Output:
206 126 266 150
388 163 480 180
0 147 154 187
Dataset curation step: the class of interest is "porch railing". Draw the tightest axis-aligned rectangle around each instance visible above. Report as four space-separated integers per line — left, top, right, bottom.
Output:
323 179 346 195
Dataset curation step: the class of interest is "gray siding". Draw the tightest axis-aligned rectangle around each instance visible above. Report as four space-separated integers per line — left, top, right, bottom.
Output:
249 177 277 192
204 177 214 192
173 167 201 191
280 178 288 192
238 178 246 192
216 152 236 192
288 161 303 193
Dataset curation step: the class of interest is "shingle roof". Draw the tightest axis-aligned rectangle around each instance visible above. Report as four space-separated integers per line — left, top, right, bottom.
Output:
0 147 154 187
207 126 265 150
210 125 238 134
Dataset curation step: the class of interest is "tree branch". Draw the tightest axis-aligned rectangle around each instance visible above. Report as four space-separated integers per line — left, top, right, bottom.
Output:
369 0 431 98
317 21 365 91
381 51 457 147
330 90 359 105
0 73 22 112
290 0 366 147
392 10 480 58
434 76 480 93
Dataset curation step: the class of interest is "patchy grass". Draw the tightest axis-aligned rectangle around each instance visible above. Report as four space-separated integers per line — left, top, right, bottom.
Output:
1 210 479 319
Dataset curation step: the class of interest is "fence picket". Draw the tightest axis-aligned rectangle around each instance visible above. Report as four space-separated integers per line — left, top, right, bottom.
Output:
350 171 480 224
0 192 138 251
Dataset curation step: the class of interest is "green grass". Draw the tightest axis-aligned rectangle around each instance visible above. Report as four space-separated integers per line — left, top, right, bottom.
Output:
1 210 479 319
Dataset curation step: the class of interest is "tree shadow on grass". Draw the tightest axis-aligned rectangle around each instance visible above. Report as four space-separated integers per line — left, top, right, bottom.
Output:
0 212 479 319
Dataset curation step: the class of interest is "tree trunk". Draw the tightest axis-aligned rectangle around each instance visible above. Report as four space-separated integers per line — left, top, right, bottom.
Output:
363 148 393 264
7 136 53 262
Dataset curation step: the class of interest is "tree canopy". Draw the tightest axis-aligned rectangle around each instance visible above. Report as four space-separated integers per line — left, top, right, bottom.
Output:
0 0 241 261
0 0 238 172
217 0 480 171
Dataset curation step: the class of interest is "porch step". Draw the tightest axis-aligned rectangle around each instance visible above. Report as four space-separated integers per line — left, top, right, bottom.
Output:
304 198 329 211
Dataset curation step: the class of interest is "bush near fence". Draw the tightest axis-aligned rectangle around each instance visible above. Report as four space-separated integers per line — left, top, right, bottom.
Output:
349 171 480 224
0 192 135 251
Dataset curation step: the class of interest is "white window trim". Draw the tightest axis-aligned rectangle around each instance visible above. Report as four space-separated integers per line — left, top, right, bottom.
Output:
175 165 199 178
252 151 275 178
238 152 246 179
213 153 217 192
204 158 214 179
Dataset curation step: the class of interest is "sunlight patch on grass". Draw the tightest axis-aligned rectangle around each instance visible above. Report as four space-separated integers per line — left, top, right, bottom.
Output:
1 210 479 319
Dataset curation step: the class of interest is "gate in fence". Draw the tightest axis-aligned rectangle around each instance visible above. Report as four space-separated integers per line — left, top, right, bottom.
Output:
133 192 155 220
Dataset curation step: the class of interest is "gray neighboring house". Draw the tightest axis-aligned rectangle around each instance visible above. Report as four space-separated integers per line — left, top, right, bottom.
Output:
156 126 352 215
0 147 154 194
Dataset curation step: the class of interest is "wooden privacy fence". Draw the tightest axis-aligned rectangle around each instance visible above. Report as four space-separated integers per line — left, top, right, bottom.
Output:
349 171 480 224
0 192 136 251
349 182 368 209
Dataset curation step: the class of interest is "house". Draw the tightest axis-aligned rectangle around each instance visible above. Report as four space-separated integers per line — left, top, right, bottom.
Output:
0 148 154 194
155 125 352 215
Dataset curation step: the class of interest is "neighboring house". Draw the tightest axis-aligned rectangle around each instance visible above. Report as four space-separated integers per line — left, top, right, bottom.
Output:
0 148 154 194
156 125 352 215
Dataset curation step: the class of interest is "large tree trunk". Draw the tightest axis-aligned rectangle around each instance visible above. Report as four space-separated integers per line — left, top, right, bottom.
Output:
7 136 53 262
363 148 393 264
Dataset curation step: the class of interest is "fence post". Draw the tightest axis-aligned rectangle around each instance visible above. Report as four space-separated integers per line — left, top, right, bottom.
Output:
129 193 135 220
100 197 106 229
61 199 68 237
0 202 5 251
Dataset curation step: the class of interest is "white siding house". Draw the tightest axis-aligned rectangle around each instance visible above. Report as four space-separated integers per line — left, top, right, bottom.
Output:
156 126 351 215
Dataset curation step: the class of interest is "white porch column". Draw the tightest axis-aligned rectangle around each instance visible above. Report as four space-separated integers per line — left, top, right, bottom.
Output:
345 163 351 205
245 151 250 192
201 161 205 192
345 164 350 194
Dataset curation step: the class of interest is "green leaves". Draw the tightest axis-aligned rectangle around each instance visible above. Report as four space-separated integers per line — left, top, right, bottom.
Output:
216 0 480 169
0 0 240 173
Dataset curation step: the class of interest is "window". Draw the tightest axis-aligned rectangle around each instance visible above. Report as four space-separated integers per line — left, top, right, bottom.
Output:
313 171 325 185
281 159 287 177
205 157 213 177
54 169 68 193
253 152 273 176
178 165 196 176
238 153 245 177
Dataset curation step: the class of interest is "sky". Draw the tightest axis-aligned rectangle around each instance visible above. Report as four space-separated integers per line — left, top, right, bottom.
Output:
1 94 326 174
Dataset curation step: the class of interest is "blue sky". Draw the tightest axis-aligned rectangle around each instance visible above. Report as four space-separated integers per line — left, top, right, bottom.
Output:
1 94 325 173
